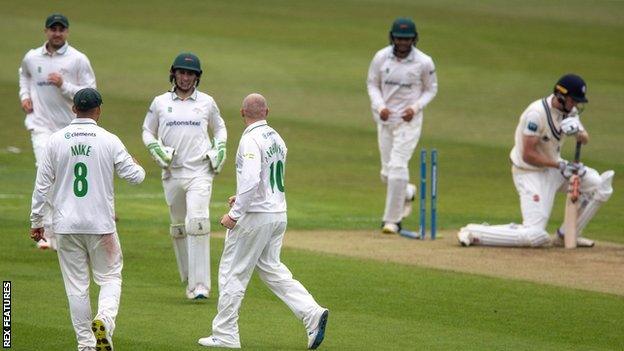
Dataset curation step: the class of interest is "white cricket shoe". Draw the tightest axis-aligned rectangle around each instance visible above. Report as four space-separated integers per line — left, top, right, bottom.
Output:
402 183 417 219
457 229 473 247
92 318 113 351
186 285 209 300
307 309 329 349
382 223 399 235
197 335 241 348
552 232 595 248
576 237 596 247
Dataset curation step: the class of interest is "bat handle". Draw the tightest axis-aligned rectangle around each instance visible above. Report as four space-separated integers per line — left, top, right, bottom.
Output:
570 176 580 202
573 141 582 163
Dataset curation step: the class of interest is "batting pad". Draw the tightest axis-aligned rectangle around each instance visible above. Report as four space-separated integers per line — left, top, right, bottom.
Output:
170 224 188 282
187 234 210 291
461 223 550 247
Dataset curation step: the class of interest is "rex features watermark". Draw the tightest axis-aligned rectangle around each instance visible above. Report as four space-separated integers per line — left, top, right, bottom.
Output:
3 281 10 349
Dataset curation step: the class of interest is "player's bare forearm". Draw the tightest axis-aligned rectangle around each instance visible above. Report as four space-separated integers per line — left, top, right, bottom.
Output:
522 148 559 169
577 131 589 145
220 214 237 229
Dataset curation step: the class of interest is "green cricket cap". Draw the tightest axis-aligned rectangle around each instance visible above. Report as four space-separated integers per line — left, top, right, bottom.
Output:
45 13 69 28
390 17 417 38
74 88 102 111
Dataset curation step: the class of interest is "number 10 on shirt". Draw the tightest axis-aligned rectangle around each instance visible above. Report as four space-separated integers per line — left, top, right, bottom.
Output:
269 160 285 193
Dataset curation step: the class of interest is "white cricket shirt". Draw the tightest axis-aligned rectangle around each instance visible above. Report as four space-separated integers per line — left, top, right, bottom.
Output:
228 120 287 220
30 118 145 234
142 89 227 179
18 42 96 132
510 95 584 171
367 45 438 124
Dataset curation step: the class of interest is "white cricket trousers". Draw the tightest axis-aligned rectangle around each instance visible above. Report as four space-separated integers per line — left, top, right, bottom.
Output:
377 119 422 223
56 233 123 351
163 175 212 291
211 212 324 346
467 166 606 247
163 175 213 225
513 165 603 230
31 129 53 168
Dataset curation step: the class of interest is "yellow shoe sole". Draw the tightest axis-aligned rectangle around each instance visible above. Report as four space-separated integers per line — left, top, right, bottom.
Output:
92 319 113 351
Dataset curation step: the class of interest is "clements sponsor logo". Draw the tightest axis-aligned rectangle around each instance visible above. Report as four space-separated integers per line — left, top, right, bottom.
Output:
165 120 201 127
65 132 97 139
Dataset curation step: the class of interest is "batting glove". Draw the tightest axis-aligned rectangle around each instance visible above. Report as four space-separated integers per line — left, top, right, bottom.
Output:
147 141 174 169
206 139 226 174
560 116 581 136
559 160 586 179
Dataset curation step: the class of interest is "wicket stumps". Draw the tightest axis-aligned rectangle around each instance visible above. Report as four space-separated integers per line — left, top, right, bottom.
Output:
419 148 438 239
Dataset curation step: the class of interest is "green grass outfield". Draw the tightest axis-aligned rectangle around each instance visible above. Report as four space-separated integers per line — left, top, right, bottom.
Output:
1 1 623 350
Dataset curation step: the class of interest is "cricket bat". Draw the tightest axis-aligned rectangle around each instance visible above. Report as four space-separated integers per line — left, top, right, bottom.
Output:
562 141 582 249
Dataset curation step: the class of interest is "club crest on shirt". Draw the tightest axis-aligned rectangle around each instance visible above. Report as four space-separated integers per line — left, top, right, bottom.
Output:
533 194 540 202
168 107 172 113
37 66 42 73
192 107 202 115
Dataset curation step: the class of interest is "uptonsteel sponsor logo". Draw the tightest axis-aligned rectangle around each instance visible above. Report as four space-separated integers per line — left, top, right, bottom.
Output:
165 120 201 127
383 80 413 88
65 132 97 139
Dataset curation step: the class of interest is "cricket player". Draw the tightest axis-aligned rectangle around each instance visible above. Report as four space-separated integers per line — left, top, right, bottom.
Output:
367 17 438 234
458 74 614 247
19 13 97 249
30 88 145 351
198 94 329 349
142 52 227 299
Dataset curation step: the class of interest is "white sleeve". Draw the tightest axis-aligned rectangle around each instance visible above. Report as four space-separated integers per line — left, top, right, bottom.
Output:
30 139 56 228
522 110 543 137
59 55 97 99
228 139 261 220
366 52 386 113
141 99 159 146
413 57 438 110
209 102 227 144
18 55 31 101
113 136 145 185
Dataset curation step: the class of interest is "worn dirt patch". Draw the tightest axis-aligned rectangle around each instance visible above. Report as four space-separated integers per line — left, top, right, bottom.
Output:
217 230 624 296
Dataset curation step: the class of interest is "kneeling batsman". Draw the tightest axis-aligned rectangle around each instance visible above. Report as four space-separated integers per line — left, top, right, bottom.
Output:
458 74 614 248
